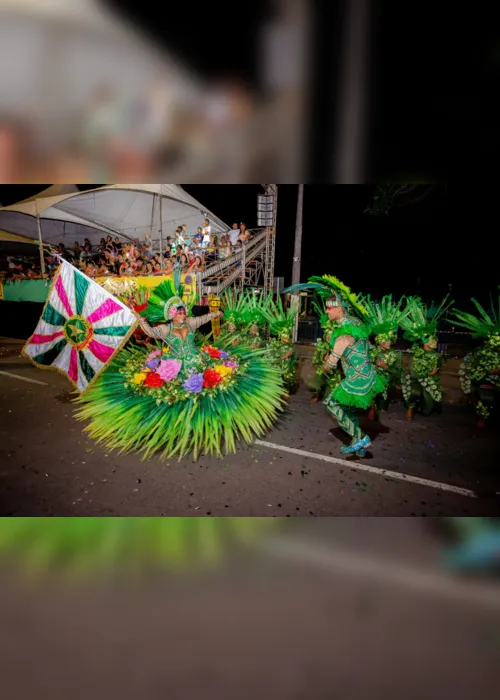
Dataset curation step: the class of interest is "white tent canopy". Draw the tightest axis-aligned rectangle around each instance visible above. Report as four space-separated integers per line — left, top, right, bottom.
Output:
0 185 230 248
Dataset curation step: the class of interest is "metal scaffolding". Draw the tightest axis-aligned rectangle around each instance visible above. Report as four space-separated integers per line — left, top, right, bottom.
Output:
263 184 277 292
198 185 278 298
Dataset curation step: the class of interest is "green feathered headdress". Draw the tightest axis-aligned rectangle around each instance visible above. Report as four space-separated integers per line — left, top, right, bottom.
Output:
283 274 368 319
359 294 408 343
258 293 299 338
449 292 500 346
400 295 453 344
222 289 259 328
142 269 194 324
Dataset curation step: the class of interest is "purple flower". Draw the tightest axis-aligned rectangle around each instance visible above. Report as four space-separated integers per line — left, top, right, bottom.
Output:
219 351 229 359
145 358 160 370
183 373 204 394
223 360 238 368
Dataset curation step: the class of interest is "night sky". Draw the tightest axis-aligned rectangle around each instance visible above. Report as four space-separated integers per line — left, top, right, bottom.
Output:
0 184 497 308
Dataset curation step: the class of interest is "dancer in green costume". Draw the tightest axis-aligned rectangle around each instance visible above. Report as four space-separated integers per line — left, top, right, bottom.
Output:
76 276 285 460
359 294 407 420
449 292 500 427
285 275 386 455
259 293 299 395
399 296 451 420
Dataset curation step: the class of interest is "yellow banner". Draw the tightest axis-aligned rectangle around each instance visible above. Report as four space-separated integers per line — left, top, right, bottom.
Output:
95 274 197 304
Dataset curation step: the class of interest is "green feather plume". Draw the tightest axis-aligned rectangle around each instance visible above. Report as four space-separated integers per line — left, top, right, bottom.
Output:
449 293 500 339
284 274 368 318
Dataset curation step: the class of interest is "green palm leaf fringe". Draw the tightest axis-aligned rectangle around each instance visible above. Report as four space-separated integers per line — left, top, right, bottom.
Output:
449 293 500 339
74 342 285 461
400 295 453 342
358 294 409 336
0 517 276 577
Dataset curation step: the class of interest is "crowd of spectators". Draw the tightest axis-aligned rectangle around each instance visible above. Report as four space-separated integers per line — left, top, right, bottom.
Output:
0 220 257 283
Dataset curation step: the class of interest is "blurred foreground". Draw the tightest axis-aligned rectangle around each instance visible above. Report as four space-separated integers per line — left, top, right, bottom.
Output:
1 518 499 700
0 0 309 183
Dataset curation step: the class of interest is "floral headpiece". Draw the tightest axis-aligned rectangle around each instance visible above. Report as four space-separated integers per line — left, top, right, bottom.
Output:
164 296 186 319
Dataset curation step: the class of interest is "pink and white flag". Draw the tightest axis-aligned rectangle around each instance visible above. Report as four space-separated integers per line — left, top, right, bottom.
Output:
23 259 137 392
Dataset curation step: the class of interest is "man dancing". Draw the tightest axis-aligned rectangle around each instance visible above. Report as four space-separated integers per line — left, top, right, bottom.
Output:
285 275 386 456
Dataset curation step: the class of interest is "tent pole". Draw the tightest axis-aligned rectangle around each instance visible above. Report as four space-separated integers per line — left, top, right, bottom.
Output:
159 193 164 268
36 208 46 275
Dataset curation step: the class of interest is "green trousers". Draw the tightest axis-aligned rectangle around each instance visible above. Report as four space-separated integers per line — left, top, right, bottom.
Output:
325 396 364 443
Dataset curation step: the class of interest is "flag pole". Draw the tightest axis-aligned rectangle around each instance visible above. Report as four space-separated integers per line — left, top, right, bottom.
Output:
159 192 164 268
35 202 46 275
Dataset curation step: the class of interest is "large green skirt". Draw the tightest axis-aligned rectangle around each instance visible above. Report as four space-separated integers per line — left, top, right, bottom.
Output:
75 341 285 460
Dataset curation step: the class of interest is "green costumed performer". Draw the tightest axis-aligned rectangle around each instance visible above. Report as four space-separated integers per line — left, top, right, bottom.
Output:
220 289 254 345
284 275 387 456
399 296 452 420
359 294 407 420
309 297 341 403
259 293 299 397
449 293 500 428
0 517 276 578
76 274 285 460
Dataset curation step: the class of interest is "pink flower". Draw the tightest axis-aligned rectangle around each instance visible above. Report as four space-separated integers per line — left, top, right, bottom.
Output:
157 359 182 382
169 306 178 319
145 349 161 364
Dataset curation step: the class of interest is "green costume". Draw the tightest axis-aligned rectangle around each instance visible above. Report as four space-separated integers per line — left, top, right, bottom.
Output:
221 289 265 348
259 293 299 391
76 277 285 460
399 296 451 417
360 295 407 413
285 275 386 455
450 294 500 424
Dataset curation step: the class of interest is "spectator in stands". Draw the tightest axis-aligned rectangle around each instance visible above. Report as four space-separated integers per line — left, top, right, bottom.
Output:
181 224 192 247
193 227 203 247
229 223 240 246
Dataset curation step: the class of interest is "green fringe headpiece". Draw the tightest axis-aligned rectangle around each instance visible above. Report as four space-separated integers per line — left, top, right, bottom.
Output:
449 292 500 346
259 293 298 338
284 274 368 319
222 289 260 328
359 294 408 344
400 295 453 344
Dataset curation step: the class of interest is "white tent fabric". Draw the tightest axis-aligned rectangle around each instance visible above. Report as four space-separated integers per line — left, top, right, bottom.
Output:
0 185 229 247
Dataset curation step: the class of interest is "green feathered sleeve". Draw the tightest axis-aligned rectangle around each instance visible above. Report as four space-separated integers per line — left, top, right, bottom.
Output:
329 323 371 346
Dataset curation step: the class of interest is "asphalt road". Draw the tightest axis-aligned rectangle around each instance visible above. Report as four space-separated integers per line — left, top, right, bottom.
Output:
0 340 499 516
1 519 500 700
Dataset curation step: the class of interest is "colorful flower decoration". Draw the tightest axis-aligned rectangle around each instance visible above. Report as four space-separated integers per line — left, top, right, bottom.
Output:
203 368 223 388
157 359 182 382
183 373 204 393
203 345 221 360
145 358 161 370
144 372 165 388
213 364 232 379
132 372 147 385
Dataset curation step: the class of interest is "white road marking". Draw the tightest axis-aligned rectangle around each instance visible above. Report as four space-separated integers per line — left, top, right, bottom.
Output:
257 537 500 611
0 370 48 386
254 440 478 498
